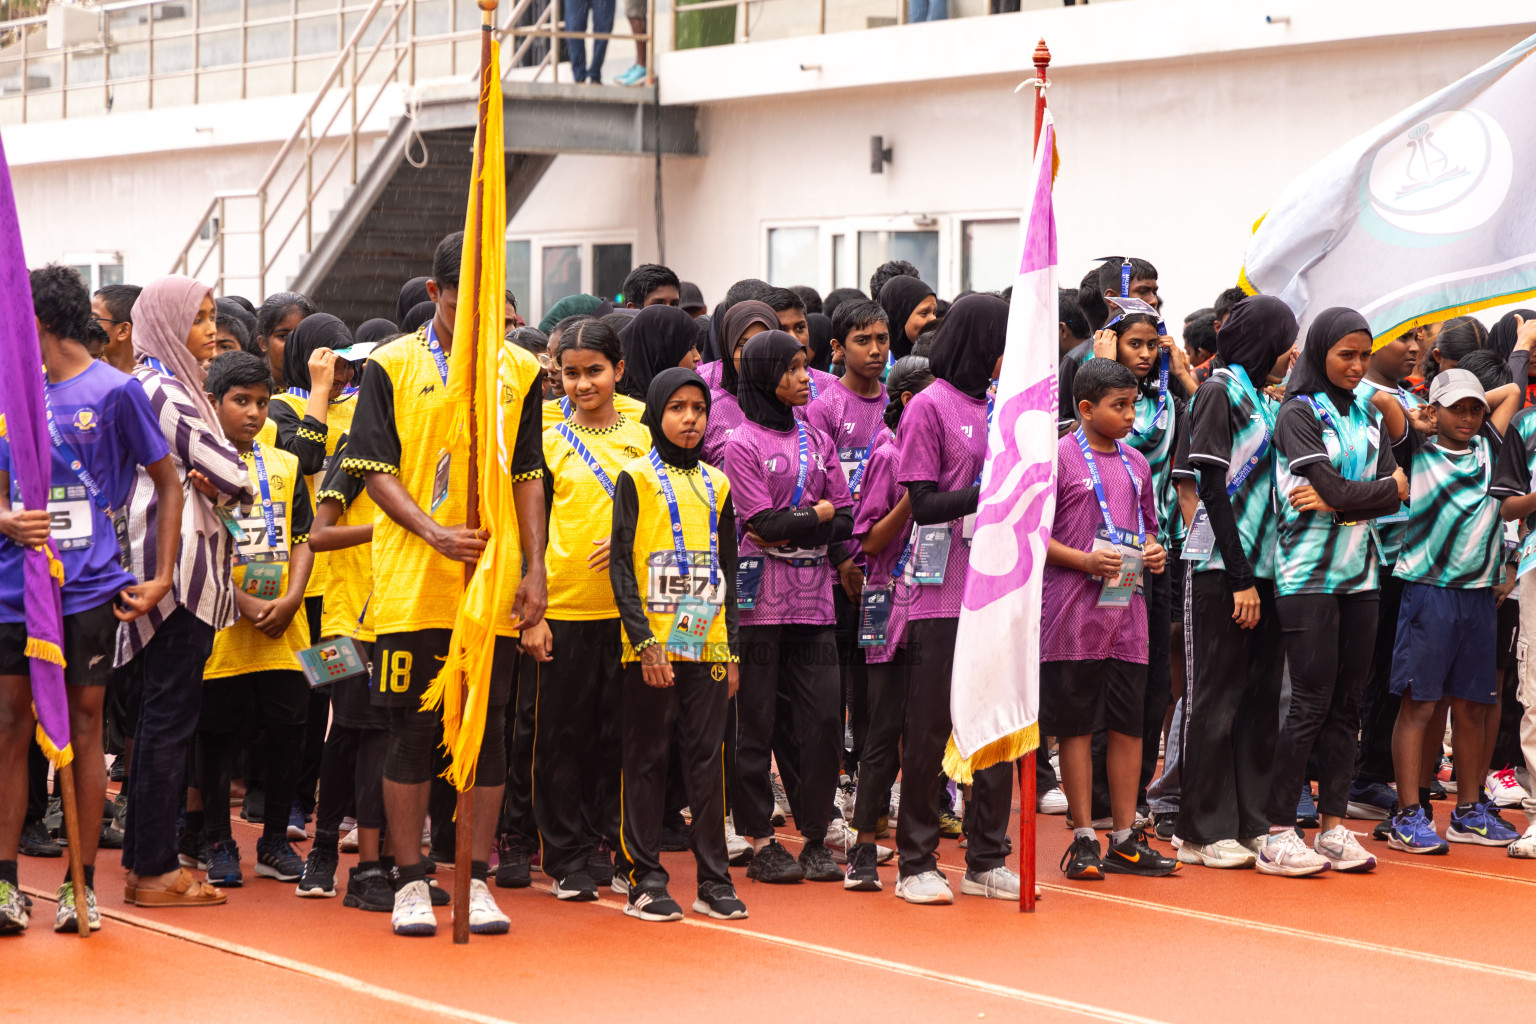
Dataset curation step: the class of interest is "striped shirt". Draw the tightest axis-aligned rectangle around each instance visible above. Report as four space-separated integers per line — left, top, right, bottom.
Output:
114 364 254 665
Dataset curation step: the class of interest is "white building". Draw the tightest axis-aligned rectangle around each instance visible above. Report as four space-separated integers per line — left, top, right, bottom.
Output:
6 0 1535 330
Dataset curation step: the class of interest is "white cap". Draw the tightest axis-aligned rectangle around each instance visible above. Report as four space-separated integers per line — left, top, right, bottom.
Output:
1428 368 1488 410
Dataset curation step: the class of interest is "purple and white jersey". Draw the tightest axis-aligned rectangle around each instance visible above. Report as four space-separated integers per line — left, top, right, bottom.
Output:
702 389 745 468
794 368 844 424
697 360 723 391
805 378 889 500
852 437 913 663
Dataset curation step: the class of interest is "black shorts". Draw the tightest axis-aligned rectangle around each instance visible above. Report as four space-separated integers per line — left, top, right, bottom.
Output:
332 641 389 730
1039 657 1147 738
199 670 310 734
0 599 119 687
369 630 515 710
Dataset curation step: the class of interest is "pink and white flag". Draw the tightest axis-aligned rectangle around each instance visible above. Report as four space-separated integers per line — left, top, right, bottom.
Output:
943 111 1058 782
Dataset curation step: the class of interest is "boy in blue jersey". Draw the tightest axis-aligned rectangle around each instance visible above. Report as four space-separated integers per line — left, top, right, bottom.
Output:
0 266 184 934
1383 368 1522 853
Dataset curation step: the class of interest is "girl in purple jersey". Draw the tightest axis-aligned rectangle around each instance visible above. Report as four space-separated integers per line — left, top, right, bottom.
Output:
893 293 1016 905
702 301 776 466
724 330 854 885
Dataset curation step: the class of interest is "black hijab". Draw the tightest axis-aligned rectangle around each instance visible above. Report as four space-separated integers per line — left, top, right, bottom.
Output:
1290 306 1371 412
401 301 436 334
642 367 712 471
806 313 834 372
618 305 702 402
283 312 352 393
216 297 257 341
355 318 398 346
718 300 780 397
878 275 935 361
737 330 802 432
1489 309 1536 360
928 293 1008 400
703 300 727 363
1215 295 1298 387
397 277 430 324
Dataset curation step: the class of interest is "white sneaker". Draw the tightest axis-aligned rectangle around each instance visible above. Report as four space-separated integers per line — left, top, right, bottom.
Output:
420 820 431 847
894 870 953 905
339 826 359 853
1037 787 1069 815
1314 825 1377 873
825 818 893 864
834 775 857 821
770 771 790 826
1050 750 1061 782
1176 838 1256 869
1485 767 1530 807
724 816 753 866
465 878 510 935
1256 830 1330 877
1508 823 1536 859
391 879 437 936
1239 835 1267 855
888 782 901 827
611 873 630 895
960 866 1020 899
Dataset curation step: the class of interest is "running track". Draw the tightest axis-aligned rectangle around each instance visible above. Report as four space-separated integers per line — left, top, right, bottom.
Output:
14 800 1536 1023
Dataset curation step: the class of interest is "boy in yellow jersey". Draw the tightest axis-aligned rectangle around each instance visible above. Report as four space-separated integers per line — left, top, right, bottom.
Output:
343 232 547 938
610 368 744 923
258 311 357 839
194 352 315 892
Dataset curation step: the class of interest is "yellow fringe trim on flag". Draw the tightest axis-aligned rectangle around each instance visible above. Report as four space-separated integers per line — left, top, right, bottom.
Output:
941 723 1039 786
34 724 73 769
24 636 65 667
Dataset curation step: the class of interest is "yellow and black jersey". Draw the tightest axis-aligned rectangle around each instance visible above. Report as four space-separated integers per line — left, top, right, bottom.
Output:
543 413 652 619
609 455 739 663
541 391 647 431
259 389 357 600
314 434 377 643
205 440 313 679
342 326 544 635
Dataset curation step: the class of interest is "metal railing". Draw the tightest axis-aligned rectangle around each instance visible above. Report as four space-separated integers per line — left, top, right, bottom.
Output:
670 0 1119 47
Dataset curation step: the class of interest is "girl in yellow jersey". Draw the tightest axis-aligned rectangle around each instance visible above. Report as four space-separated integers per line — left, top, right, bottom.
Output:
522 319 652 902
609 367 744 923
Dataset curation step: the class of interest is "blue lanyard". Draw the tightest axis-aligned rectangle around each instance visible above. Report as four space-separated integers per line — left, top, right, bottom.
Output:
248 446 281 549
424 322 449 386
1212 366 1272 496
808 373 819 401
847 416 885 497
555 422 616 498
39 380 115 518
790 420 810 509
1131 351 1170 438
142 355 173 378
560 396 573 418
888 534 914 591
974 389 996 488
648 450 719 589
1300 393 1369 481
1074 429 1145 548
287 387 310 400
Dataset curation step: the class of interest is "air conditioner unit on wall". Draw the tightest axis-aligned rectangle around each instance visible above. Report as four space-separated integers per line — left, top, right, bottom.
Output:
45 3 100 50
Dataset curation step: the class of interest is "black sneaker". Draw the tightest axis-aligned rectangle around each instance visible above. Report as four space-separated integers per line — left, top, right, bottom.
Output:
843 841 882 892
693 881 748 920
1371 801 1401 843
798 838 841 882
1102 830 1180 877
659 822 691 852
1428 779 1447 801
98 821 124 850
624 886 683 922
109 757 128 783
240 788 265 824
587 841 614 886
744 839 804 884
343 865 393 911
177 823 209 871
551 870 600 902
428 879 450 906
1059 834 1104 880
295 846 339 897
254 837 304 882
1153 812 1177 841
19 820 62 858
494 841 531 889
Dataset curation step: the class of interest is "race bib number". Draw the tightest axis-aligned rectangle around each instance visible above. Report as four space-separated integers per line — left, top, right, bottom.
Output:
234 502 288 565
45 489 95 551
838 447 867 486
646 550 723 614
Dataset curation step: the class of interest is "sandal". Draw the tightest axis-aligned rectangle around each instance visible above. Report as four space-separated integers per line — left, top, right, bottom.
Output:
130 868 226 907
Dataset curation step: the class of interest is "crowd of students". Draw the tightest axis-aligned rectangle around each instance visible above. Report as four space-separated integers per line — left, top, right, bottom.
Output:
1 236 1533 940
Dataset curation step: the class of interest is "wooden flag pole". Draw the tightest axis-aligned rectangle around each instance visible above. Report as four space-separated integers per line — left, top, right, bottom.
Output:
452 0 498 946
1020 37 1049 916
56 760 90 936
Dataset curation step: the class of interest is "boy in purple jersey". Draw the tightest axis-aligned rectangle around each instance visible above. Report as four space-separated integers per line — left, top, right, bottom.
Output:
893 294 1016 905
1045 359 1178 881
0 265 184 935
844 355 933 891
724 330 854 886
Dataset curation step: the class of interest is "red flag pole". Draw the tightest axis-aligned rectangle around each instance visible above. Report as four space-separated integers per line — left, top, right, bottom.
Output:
452 0 498 946
1020 37 1050 916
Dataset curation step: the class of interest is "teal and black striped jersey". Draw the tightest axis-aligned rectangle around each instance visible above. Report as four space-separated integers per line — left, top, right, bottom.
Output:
1125 387 1186 547
1273 393 1394 597
1183 366 1279 580
1355 379 1423 566
1490 406 1536 573
1393 423 1504 589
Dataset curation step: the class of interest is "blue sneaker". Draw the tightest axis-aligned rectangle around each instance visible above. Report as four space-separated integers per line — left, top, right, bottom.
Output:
1346 781 1396 820
1387 807 1449 855
206 837 244 887
616 63 646 86
255 837 305 881
287 802 308 841
1296 786 1319 829
1447 803 1519 847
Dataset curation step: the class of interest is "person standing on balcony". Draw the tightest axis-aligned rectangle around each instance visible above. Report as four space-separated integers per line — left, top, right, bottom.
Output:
616 0 648 86
565 0 616 85
908 0 947 21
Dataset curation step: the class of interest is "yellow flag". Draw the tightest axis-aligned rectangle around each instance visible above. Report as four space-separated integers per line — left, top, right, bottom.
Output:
423 40 542 790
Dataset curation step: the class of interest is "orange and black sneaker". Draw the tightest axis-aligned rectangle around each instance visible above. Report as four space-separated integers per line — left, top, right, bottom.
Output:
1060 834 1104 880
1103 830 1180 877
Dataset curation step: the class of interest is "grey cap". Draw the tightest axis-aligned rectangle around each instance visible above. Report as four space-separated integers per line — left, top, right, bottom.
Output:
679 281 706 313
1428 367 1488 410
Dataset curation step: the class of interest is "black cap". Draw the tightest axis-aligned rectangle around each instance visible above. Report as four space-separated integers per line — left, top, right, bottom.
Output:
679 281 706 315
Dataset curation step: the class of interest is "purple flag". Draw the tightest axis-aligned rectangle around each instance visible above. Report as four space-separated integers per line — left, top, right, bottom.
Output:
0 129 71 765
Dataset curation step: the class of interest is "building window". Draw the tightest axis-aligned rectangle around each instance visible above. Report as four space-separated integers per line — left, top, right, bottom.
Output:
594 243 633 304
832 234 853 289
507 240 531 322
767 226 818 288
541 244 581 317
858 230 938 294
961 219 1019 294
